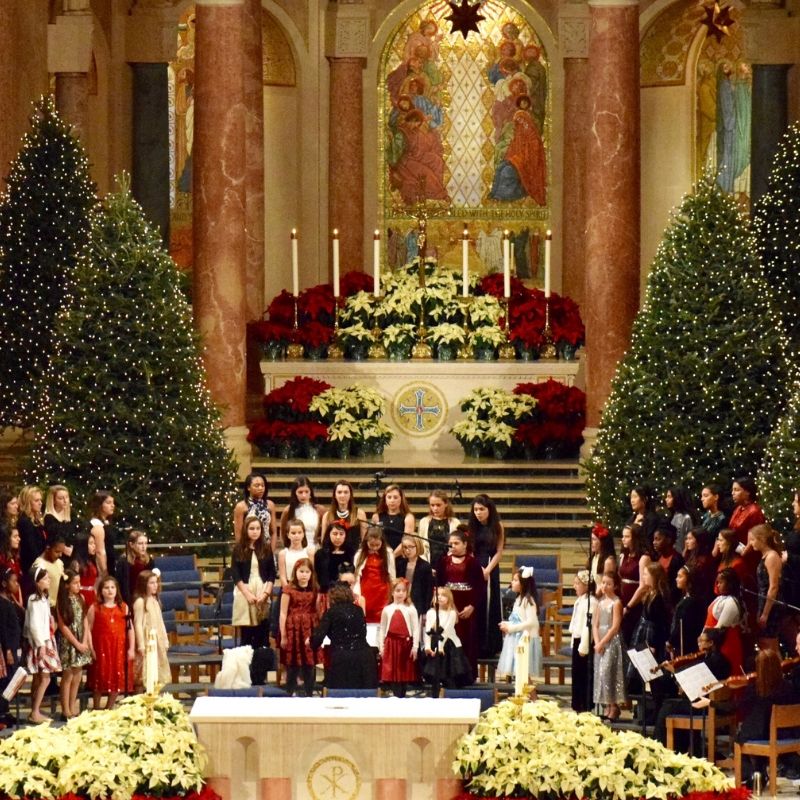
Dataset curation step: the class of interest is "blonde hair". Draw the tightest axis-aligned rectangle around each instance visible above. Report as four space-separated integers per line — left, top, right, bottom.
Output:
401 534 423 559
18 485 43 524
435 586 454 610
45 485 71 522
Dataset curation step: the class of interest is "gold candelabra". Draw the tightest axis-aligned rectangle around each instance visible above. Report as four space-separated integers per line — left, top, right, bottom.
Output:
499 297 516 360
328 300 344 360
368 297 387 360
286 295 304 359
541 297 557 359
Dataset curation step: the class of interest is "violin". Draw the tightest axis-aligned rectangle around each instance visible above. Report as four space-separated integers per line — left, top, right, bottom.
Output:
716 656 800 688
656 650 703 673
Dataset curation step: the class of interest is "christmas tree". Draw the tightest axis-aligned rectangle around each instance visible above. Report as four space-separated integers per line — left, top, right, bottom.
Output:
585 176 788 529
29 180 238 540
753 122 800 347
0 96 96 429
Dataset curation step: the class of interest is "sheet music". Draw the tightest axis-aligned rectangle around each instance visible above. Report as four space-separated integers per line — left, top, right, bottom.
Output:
626 648 662 681
673 662 723 702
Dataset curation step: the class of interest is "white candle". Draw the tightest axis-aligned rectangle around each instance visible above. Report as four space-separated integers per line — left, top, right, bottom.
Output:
462 226 469 297
332 229 340 298
373 230 381 297
515 633 530 697
502 230 511 298
544 229 552 298
290 229 299 297
145 628 158 695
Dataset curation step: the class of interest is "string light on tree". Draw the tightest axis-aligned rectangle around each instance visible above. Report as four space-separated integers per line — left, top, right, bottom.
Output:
584 175 789 529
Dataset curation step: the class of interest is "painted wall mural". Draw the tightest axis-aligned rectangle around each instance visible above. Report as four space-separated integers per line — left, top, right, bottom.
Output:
380 1 550 285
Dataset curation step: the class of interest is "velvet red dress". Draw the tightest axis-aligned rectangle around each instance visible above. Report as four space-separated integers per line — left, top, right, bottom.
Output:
282 587 318 667
380 609 417 683
88 602 133 693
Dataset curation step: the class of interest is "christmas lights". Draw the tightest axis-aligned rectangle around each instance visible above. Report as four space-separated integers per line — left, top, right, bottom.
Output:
585 175 790 529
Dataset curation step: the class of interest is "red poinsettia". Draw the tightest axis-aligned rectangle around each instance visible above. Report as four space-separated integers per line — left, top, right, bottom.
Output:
549 293 585 346
249 319 293 344
263 376 332 416
299 284 336 324
341 270 375 296
266 288 295 325
293 320 335 349
478 273 530 301
513 379 586 455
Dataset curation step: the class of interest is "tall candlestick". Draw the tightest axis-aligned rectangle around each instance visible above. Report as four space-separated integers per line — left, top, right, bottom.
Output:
290 229 299 297
515 633 530 696
373 230 381 297
544 229 552 298
462 226 469 297
145 628 158 695
503 230 511 298
332 229 340 298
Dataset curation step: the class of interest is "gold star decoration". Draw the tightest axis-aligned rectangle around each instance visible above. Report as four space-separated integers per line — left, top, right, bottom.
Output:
700 2 735 43
445 0 485 39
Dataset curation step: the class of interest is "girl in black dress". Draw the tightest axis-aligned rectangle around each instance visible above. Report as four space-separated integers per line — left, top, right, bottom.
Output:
395 534 434 623
468 494 504 658
314 522 355 610
371 484 415 554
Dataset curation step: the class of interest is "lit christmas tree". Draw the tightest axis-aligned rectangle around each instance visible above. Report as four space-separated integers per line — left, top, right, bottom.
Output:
0 96 96 429
29 180 238 540
753 122 800 346
585 176 789 529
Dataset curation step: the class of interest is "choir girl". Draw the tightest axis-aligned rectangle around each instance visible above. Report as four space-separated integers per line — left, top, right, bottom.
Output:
0 526 22 604
587 523 615 590
395 534 434 621
371 484 415 552
668 565 705 659
44 484 78 559
116 529 154 605
233 472 277 548
423 586 470 694
377 578 419 697
314 521 355 599
652 521 684 606
683 527 717 607
88 490 117 577
86 575 134 709
784 492 800 645
231 515 275 648
132 569 171 690
354 526 395 623
593 571 626 721
320 480 367 551
279 475 326 544
568 569 597 712
74 533 99 607
279 557 319 696
618 522 651 646
749 524 783 652
31 533 65 608
701 483 727 538
278 517 316 588
627 485 659 544
24 567 61 723
705 567 746 675
664 485 697 553
496 567 542 682
18 485 46 598
56 568 92 718
468 494 505 658
418 489 460 562
0 569 23 723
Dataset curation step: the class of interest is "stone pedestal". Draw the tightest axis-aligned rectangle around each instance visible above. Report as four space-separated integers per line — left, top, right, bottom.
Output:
584 0 640 428
193 0 247 431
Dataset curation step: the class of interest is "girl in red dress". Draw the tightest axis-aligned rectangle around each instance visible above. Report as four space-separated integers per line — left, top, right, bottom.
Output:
279 557 319 696
434 526 484 683
86 575 134 709
354 527 395 623
377 578 419 696
75 533 99 608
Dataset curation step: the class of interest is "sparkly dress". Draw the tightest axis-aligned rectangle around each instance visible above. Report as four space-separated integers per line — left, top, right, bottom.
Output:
593 597 626 705
58 595 92 669
132 596 171 687
88 602 133 693
283 587 318 666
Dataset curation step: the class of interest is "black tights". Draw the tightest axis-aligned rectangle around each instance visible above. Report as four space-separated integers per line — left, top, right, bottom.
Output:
286 665 315 696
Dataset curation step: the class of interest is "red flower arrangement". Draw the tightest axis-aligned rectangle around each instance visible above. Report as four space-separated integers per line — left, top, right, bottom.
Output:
341 270 376 296
262 376 332 418
513 379 586 458
549 294 585 346
265 288 295 325
478 273 529 301
453 790 750 800
508 291 546 349
298 284 335 325
249 319 293 344
292 320 335 349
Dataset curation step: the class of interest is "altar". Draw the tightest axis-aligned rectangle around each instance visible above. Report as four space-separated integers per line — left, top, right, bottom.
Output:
189 696 480 800
260 355 584 454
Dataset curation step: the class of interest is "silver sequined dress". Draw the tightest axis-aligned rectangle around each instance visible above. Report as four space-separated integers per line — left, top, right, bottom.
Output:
593 597 627 705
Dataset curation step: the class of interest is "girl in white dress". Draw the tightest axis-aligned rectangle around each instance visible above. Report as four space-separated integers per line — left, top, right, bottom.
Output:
496 567 542 680
279 518 316 588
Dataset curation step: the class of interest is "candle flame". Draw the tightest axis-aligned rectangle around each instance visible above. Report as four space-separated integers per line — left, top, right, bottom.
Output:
291 228 297 237
546 229 552 239
333 229 339 237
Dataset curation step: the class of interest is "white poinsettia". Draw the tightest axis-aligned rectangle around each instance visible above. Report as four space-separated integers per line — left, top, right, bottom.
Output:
338 321 374 343
468 295 502 326
382 323 416 347
470 325 506 348
453 699 733 800
428 323 467 345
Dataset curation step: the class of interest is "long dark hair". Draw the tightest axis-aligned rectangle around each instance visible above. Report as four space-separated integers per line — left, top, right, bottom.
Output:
621 522 648 558
357 527 391 584
57 569 85 627
233 515 272 562
88 490 114 520
468 494 503 551
287 475 317 518
667 485 698 523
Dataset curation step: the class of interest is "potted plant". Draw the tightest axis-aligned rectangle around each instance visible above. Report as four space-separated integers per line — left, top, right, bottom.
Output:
249 320 292 361
451 418 489 458
427 323 467 360
382 323 416 360
513 380 586 459
470 325 506 360
338 321 374 360
294 320 334 360
549 293 585 360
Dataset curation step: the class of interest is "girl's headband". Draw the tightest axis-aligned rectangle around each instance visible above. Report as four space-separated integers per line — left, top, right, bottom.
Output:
519 565 533 579
592 522 610 539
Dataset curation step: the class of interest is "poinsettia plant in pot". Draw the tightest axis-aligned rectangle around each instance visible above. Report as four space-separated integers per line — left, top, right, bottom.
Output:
513 379 586 459
293 320 335 359
549 294 585 357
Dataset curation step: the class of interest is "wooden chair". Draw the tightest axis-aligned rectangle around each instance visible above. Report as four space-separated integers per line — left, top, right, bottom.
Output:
665 687 736 765
734 703 800 796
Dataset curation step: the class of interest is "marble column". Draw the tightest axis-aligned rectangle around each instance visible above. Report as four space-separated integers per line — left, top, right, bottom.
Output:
328 56 366 273
375 778 408 800
584 0 640 431
193 0 247 434
131 63 170 243
243 0 265 319
750 64 789 205
0 2 16 178
49 9 93 141
55 73 89 140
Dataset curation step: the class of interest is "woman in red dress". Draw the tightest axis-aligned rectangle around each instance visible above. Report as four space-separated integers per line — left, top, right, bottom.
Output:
705 567 745 675
86 575 134 709
435 526 484 683
76 533 99 609
354 527 395 624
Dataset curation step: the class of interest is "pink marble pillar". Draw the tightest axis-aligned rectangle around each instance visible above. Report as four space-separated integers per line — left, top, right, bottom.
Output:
436 778 463 800
584 0 640 428
193 0 247 430
374 778 408 800
206 777 231 800
561 57 589 311
55 73 89 141
328 57 366 274
242 0 265 319
0 2 16 177
259 777 291 800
